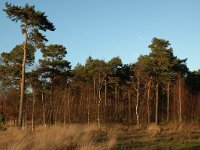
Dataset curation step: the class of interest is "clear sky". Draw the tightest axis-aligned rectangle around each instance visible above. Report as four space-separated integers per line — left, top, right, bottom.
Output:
0 0 200 71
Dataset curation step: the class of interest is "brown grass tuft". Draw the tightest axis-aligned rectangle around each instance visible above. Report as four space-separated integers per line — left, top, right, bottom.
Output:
146 123 161 137
0 124 117 150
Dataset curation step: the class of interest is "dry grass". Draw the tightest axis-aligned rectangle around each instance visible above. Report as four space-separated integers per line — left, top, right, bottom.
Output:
160 122 200 134
146 123 161 137
1 123 200 150
0 124 116 150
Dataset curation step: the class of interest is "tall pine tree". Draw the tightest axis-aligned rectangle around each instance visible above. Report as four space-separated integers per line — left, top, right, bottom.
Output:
4 3 55 126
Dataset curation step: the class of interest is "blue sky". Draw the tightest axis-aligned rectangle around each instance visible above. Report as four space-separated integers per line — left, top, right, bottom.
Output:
0 0 200 71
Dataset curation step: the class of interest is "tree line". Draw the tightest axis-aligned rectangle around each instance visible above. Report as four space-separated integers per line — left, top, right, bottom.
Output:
0 3 200 129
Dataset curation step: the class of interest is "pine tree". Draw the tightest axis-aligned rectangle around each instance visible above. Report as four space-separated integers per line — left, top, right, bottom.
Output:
4 3 55 126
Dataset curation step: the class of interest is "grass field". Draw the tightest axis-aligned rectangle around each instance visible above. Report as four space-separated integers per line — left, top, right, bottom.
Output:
0 123 200 150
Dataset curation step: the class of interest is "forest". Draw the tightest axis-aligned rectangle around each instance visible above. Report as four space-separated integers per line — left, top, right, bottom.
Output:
0 3 200 129
1 3 200 150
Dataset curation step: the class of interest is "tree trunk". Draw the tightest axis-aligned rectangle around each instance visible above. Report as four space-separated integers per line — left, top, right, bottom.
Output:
87 91 90 124
1 93 4 114
114 83 118 121
22 98 28 129
64 92 67 126
49 87 53 126
155 80 159 125
93 76 96 104
93 76 97 122
31 92 36 131
42 92 46 127
128 91 132 125
167 81 170 122
97 74 101 129
80 91 83 122
178 75 182 123
67 92 71 123
18 29 28 127
190 94 194 122
147 78 151 124
135 76 140 125
57 91 66 124
104 79 107 121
